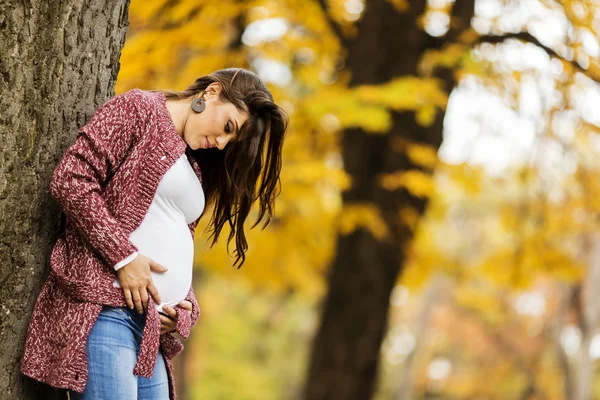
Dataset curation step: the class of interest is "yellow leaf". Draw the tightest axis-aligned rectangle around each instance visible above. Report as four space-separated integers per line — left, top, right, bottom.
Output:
379 169 435 198
415 105 437 127
406 142 439 169
338 203 390 240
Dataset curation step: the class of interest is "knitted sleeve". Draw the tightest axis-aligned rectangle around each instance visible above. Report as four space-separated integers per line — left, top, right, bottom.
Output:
186 285 201 328
49 90 143 267
173 221 201 337
114 251 139 271
172 285 201 338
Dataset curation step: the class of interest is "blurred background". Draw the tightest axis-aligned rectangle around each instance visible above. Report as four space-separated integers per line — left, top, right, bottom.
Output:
115 0 600 399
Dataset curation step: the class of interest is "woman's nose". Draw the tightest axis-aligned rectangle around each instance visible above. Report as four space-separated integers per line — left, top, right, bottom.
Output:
216 135 232 150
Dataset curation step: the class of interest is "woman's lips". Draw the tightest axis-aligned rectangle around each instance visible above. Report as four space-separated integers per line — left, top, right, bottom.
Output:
205 137 210 149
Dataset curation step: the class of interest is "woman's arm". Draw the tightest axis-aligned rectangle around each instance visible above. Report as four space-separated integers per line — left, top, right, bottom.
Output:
49 90 144 267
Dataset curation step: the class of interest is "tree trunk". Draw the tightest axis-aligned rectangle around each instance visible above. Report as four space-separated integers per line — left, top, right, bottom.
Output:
549 283 575 400
0 0 131 397
394 276 445 400
303 1 473 398
574 233 600 400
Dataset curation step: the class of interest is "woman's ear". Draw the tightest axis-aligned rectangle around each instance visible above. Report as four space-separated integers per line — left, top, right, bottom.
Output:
204 82 222 98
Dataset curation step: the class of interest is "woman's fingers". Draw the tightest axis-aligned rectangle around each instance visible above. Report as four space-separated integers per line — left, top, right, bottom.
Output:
150 304 190 334
160 313 177 334
117 253 165 313
147 281 161 305
178 300 192 311
160 313 176 326
140 289 149 312
149 259 168 273
123 288 134 310
163 305 177 318
132 290 143 314
178 300 193 317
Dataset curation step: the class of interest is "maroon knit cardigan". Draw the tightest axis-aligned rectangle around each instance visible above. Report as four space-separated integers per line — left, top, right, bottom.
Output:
20 89 202 399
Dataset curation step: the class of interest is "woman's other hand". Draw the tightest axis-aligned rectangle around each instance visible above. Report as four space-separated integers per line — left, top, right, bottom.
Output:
160 301 193 334
116 253 167 314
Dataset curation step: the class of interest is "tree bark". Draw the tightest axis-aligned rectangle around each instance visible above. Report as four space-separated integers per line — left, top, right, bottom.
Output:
0 0 131 397
573 233 600 400
303 1 473 398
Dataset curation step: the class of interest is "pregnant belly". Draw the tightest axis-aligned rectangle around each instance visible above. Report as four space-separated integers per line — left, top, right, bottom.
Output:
112 222 194 314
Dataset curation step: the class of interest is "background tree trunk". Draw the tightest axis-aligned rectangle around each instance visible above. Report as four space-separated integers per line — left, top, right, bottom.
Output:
573 232 600 400
394 276 445 400
303 1 474 398
0 0 131 397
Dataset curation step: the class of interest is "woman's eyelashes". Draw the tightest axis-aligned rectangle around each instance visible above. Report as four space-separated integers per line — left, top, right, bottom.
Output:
223 120 240 144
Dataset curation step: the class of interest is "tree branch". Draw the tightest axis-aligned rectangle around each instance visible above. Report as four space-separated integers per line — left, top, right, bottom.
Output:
316 0 344 43
447 0 476 42
478 31 600 84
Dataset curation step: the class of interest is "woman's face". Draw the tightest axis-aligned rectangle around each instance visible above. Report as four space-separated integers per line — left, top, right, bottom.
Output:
184 83 249 151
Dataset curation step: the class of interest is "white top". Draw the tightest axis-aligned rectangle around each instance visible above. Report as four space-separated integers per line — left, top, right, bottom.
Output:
112 153 204 315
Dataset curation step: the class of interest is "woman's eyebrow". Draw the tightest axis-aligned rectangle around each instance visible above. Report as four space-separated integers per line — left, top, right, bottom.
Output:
233 118 239 134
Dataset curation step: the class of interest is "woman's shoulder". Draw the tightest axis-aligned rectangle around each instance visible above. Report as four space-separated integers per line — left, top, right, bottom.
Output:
119 88 171 124
113 88 161 113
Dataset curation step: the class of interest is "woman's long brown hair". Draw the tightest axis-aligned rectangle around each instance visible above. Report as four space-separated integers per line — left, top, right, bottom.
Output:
152 68 288 268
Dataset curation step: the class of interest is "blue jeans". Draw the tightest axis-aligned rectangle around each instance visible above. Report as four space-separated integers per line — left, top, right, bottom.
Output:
69 305 169 399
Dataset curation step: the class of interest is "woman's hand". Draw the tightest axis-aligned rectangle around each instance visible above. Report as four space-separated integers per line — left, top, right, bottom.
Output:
116 253 167 314
160 300 193 335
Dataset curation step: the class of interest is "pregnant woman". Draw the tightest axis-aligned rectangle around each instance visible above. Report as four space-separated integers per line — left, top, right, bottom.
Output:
20 68 288 399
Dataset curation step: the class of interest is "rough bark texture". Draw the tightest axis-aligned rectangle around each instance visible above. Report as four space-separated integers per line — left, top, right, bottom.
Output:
303 1 473 398
0 0 130 397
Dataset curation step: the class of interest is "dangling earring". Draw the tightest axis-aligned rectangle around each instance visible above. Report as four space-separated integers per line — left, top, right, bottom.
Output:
191 96 206 113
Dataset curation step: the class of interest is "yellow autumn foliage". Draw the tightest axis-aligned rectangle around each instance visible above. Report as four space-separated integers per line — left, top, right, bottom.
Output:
338 203 390 240
116 0 600 397
378 169 436 198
